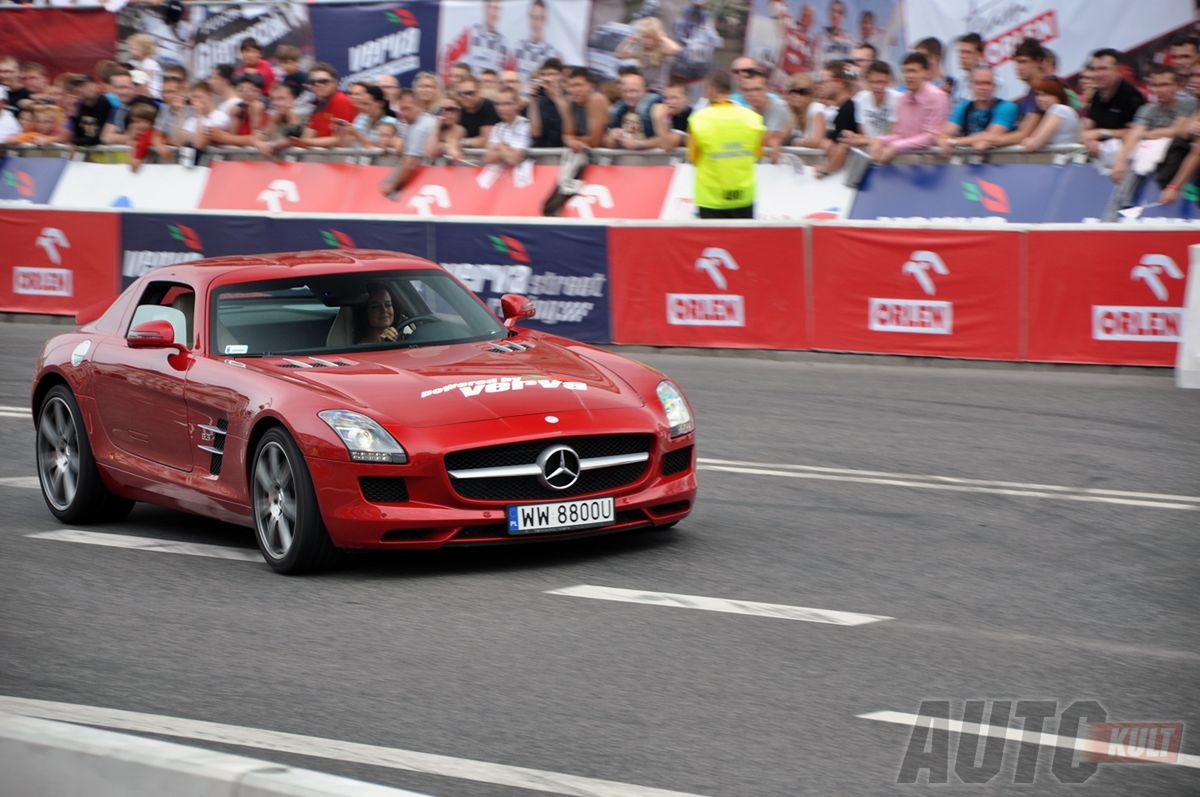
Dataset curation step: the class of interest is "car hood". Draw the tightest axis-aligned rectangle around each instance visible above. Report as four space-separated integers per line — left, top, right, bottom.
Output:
244 336 646 428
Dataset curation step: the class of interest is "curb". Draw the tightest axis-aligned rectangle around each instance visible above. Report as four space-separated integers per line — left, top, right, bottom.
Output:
0 712 435 797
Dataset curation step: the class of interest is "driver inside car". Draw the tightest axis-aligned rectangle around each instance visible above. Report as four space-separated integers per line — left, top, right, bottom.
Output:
355 285 404 344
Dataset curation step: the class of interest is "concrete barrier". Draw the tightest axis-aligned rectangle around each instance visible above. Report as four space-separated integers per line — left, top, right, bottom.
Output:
0 712 435 797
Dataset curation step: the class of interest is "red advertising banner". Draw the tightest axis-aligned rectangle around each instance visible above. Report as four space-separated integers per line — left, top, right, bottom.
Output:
0 10 117 78
390 165 559 217
608 226 807 349
557 166 675 220
0 209 120 315
1027 230 1200 365
810 226 1023 359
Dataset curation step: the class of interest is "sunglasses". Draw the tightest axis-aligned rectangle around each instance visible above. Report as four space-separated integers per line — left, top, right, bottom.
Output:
458 89 477 97
789 87 812 95
308 78 334 86
732 68 762 77
437 106 461 113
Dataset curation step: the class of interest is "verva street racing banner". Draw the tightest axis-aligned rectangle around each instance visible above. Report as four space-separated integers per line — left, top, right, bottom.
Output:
433 222 611 341
310 1 440 90
810 225 1022 359
0 157 69 206
608 226 807 349
119 212 270 288
1026 229 1200 366
905 0 1193 99
0 209 119 315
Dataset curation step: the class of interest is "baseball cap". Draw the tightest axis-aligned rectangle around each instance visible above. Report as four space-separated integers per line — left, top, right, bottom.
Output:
130 69 150 86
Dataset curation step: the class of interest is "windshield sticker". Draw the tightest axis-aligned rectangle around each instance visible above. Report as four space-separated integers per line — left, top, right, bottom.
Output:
421 376 587 399
224 344 249 355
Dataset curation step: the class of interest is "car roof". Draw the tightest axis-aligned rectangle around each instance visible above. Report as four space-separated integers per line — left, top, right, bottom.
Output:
141 249 442 291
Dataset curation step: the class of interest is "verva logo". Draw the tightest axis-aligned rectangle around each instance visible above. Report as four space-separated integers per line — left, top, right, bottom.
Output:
385 6 418 26
869 251 953 335
168 223 203 251
257 179 301 212
1092 254 1184 343
666 248 746 327
35 228 70 265
488 234 530 263
321 229 356 249
565 184 615 219
961 179 1010 214
2 166 34 197
408 184 451 216
13 268 73 297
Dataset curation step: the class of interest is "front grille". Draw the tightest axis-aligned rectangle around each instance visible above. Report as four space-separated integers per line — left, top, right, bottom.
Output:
445 434 652 471
359 477 409 503
453 462 648 501
662 446 693 476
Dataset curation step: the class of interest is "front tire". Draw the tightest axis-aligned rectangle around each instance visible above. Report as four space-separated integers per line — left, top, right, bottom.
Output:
251 428 338 574
36 385 134 523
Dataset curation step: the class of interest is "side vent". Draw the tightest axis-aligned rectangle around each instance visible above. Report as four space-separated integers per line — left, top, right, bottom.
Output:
198 419 229 475
488 341 535 353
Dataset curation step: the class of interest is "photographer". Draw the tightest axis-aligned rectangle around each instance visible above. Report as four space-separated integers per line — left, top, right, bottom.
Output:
526 58 564 148
257 82 306 158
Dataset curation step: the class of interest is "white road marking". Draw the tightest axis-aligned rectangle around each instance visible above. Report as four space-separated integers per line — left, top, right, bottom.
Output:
0 404 31 414
0 476 40 489
859 710 1200 769
547 585 892 626
0 410 32 419
27 529 263 562
698 457 1200 511
0 694 711 797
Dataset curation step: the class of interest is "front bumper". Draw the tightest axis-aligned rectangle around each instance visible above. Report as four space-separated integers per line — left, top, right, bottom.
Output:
306 413 696 549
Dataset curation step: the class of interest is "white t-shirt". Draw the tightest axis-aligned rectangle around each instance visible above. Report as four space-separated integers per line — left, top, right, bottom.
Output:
1044 103 1080 146
181 109 230 140
791 101 826 143
130 57 163 99
853 88 900 138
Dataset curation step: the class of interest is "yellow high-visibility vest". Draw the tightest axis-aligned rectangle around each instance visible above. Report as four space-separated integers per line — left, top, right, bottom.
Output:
687 99 764 209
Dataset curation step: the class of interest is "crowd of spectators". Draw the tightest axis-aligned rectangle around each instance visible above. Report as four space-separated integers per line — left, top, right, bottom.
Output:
1 26 1198 204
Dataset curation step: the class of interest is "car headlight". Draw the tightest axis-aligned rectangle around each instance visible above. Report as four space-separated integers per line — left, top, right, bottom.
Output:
318 410 407 464
656 380 694 437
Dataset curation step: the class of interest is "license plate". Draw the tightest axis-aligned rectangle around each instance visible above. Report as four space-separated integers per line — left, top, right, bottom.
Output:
507 496 615 535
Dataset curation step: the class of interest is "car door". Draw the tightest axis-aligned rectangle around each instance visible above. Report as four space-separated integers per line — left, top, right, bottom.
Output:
90 280 195 473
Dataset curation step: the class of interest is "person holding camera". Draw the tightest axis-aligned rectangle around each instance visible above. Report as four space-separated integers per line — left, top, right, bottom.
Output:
527 58 565 148
257 82 306 158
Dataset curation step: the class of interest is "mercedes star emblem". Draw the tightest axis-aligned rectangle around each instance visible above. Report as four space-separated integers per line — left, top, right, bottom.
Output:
536 444 582 490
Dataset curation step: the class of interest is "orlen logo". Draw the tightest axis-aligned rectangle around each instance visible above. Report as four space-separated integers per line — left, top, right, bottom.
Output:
2 166 34 198
961 179 1010 214
407 184 451 216
489 234 530 263
667 247 745 327
257 179 300 212
1092 254 1184 343
982 10 1059 68
167 223 203 251
35 227 70 265
565 184 615 219
321 229 356 249
14 268 72 296
868 251 953 335
384 6 418 25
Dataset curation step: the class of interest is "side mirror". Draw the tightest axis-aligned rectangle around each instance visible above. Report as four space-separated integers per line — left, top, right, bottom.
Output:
127 320 185 352
500 293 536 330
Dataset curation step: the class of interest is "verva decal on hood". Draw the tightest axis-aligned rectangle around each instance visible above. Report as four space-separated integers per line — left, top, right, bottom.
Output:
421 376 587 398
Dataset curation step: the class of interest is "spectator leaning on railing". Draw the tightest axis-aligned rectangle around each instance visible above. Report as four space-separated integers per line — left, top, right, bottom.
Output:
293 63 356 149
741 70 791 163
456 76 499 149
813 60 858 178
0 92 18 144
483 86 531 167
380 89 437 197
938 66 1018 155
1080 48 1145 164
341 82 399 150
993 38 1047 148
562 67 610 153
257 81 305 157
1020 76 1081 151
428 95 466 162
784 72 826 149
652 79 693 150
605 71 664 150
69 73 111 148
868 51 949 164
526 57 565 149
846 60 897 144
1111 66 1195 190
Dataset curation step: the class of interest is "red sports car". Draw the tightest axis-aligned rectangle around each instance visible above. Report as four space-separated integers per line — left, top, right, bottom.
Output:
31 250 696 573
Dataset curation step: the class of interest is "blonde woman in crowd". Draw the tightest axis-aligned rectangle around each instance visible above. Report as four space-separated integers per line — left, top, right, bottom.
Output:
412 71 442 112
126 33 163 98
785 73 827 148
615 16 681 94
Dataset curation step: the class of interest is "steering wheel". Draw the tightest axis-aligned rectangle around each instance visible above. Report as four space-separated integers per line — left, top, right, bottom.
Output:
397 314 440 334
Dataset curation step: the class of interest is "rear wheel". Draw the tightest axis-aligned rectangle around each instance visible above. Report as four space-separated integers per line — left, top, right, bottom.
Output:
36 385 134 523
251 428 339 574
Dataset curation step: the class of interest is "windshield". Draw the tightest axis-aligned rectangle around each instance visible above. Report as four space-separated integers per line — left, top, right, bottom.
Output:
210 269 506 357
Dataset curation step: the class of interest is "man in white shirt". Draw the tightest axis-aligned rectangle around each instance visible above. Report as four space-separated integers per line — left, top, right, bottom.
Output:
484 87 531 166
0 89 20 143
844 60 898 144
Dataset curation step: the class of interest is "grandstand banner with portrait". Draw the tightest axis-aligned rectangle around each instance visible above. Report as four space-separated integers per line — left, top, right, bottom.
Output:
0 9 116 79
743 0 906 88
310 1 440 89
115 1 311 80
904 0 1193 100
437 0 590 84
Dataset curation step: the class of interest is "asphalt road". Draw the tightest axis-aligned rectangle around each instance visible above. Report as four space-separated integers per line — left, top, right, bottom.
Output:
1 320 1198 796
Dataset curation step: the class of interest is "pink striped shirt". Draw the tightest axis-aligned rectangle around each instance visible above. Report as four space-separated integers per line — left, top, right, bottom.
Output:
879 82 950 152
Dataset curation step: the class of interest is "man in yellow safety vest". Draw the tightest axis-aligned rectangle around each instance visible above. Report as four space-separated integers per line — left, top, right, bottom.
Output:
687 69 765 218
